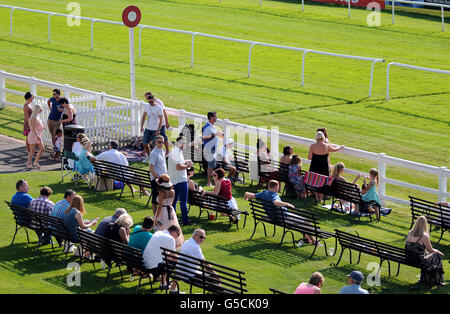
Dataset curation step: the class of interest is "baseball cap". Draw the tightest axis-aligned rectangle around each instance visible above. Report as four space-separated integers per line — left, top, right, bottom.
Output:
348 271 364 284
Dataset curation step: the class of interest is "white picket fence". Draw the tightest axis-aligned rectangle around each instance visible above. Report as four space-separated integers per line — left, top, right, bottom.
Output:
0 70 448 206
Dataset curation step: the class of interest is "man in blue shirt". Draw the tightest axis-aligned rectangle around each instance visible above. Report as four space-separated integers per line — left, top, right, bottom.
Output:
47 88 62 145
202 111 223 187
11 179 33 208
244 180 317 246
339 271 369 294
51 189 76 219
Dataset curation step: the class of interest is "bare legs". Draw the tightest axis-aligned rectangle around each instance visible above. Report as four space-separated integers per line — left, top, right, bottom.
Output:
27 142 44 168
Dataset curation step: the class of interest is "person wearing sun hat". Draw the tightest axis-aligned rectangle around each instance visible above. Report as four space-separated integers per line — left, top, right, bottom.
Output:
154 174 184 248
339 271 369 294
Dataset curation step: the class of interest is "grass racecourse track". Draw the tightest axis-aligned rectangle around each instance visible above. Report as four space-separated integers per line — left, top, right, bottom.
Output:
0 0 448 294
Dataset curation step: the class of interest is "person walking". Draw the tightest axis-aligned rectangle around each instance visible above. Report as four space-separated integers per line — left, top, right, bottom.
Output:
27 104 45 169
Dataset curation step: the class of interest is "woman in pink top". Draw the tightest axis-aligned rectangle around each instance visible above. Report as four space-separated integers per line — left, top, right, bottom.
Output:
293 272 324 294
27 104 45 169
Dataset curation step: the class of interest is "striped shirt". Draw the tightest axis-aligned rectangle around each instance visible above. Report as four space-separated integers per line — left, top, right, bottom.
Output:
51 199 70 219
30 196 54 215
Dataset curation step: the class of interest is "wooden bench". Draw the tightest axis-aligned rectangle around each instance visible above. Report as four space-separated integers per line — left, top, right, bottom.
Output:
409 196 450 244
217 149 250 185
6 201 78 260
334 229 422 278
269 288 287 294
303 173 377 222
257 157 290 195
78 228 155 293
161 247 247 294
188 190 248 229
6 201 32 246
92 160 153 206
248 199 336 257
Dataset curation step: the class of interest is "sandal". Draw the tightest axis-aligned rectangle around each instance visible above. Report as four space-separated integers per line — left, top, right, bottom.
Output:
33 163 41 169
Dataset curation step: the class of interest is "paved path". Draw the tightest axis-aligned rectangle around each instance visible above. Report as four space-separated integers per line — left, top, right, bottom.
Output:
0 134 60 174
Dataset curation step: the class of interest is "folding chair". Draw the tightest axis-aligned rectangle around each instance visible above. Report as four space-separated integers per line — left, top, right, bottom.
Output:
61 150 91 188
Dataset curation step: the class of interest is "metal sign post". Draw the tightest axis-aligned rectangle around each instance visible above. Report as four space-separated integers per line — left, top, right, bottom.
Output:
122 6 141 100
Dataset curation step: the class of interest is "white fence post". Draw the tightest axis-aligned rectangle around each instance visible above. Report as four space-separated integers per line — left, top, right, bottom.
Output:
442 7 445 32
270 128 280 162
30 77 37 97
348 0 351 18
48 13 53 43
378 153 387 206
10 7 14 36
0 72 5 108
63 84 71 98
91 19 96 51
438 167 448 202
392 1 395 25
223 118 230 140
179 109 186 128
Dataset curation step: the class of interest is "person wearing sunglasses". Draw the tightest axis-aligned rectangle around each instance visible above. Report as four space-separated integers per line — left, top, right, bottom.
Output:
149 135 168 215
176 228 220 293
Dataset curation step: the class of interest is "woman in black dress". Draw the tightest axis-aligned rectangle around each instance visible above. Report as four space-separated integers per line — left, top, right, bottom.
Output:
308 131 344 176
59 97 78 127
405 216 445 287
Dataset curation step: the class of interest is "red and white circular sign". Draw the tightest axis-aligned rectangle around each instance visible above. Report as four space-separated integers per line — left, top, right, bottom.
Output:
122 6 141 28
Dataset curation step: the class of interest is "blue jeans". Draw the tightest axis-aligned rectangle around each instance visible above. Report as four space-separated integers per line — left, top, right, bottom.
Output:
172 181 189 225
143 129 157 145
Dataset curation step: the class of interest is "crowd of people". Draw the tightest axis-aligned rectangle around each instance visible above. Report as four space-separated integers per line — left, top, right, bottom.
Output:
15 91 446 293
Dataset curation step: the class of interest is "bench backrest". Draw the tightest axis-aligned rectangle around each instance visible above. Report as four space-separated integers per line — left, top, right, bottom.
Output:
257 156 290 183
161 247 247 294
409 196 449 229
189 190 232 214
105 238 145 271
233 150 250 173
249 198 320 235
330 179 362 204
6 201 33 229
78 229 111 261
92 160 152 188
335 229 420 267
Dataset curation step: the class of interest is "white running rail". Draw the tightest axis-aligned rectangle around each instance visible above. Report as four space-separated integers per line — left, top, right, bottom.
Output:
0 4 384 97
0 70 448 206
386 62 450 100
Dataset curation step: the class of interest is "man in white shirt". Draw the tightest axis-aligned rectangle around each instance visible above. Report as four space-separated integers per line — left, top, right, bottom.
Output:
179 228 220 289
202 111 224 187
145 92 170 157
168 136 194 226
143 225 181 290
217 137 236 179
90 140 149 195
141 93 164 162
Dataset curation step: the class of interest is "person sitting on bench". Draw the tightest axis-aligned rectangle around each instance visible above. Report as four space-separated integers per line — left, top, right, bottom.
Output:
90 140 149 196
244 180 317 246
405 216 445 287
355 168 381 220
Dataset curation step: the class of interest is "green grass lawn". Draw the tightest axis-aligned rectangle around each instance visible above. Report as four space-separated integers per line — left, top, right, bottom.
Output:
0 0 448 294
0 165 449 294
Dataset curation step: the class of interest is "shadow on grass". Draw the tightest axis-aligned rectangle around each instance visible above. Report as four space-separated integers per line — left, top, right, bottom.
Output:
215 237 330 268
43 266 161 294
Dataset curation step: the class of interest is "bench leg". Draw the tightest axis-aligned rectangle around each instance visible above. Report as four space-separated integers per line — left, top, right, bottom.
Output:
119 186 125 199
279 228 287 247
242 214 247 229
105 265 112 283
310 241 319 258
136 275 143 294
349 249 352 264
146 195 151 208
10 224 20 246
335 247 345 267
436 228 444 245
272 224 276 237
377 259 384 277
396 263 401 277
321 238 328 256
356 251 362 265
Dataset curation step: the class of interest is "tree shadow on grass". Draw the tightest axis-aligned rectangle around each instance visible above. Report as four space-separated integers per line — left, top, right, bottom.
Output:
215 237 330 268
